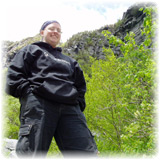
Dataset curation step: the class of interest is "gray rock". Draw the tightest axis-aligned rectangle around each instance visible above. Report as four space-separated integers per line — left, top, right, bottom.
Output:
3 138 18 158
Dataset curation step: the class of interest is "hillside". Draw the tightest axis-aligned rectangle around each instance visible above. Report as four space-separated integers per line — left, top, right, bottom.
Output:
2 3 154 68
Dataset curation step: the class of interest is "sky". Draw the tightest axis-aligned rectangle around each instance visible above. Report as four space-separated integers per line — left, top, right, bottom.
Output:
0 0 158 43
0 0 140 43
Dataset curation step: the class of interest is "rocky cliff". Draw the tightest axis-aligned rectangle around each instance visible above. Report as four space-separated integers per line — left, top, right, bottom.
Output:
2 3 155 68
62 2 154 59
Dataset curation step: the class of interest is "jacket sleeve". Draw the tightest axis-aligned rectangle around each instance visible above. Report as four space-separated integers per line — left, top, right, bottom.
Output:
5 48 31 98
74 61 86 112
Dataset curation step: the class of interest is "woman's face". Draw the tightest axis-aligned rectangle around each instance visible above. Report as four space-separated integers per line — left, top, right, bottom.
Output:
40 22 61 48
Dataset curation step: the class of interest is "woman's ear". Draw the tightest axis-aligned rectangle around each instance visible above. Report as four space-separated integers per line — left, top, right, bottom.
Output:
40 30 44 37
40 30 44 41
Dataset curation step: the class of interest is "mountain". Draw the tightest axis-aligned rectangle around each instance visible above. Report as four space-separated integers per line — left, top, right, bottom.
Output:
1 2 155 68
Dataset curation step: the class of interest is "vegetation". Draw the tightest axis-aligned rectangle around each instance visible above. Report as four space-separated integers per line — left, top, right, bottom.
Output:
2 6 157 158
84 6 157 156
114 18 124 31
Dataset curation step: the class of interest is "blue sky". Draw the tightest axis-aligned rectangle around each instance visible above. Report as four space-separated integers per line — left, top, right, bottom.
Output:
0 0 156 42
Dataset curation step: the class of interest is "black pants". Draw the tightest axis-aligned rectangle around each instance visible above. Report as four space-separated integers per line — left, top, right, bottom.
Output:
16 92 97 157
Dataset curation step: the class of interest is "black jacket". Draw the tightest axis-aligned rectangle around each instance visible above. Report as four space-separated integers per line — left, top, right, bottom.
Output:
6 42 86 111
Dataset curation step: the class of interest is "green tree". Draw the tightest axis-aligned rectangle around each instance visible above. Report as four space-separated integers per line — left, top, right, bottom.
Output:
84 6 157 156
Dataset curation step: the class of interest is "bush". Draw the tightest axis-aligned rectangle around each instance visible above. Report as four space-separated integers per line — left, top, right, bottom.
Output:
2 95 20 139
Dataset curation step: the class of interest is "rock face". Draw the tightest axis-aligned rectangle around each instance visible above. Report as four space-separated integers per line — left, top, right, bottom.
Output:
63 30 107 59
2 34 41 67
113 3 155 51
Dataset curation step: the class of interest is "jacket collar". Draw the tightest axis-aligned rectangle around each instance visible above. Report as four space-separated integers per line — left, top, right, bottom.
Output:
32 41 62 52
